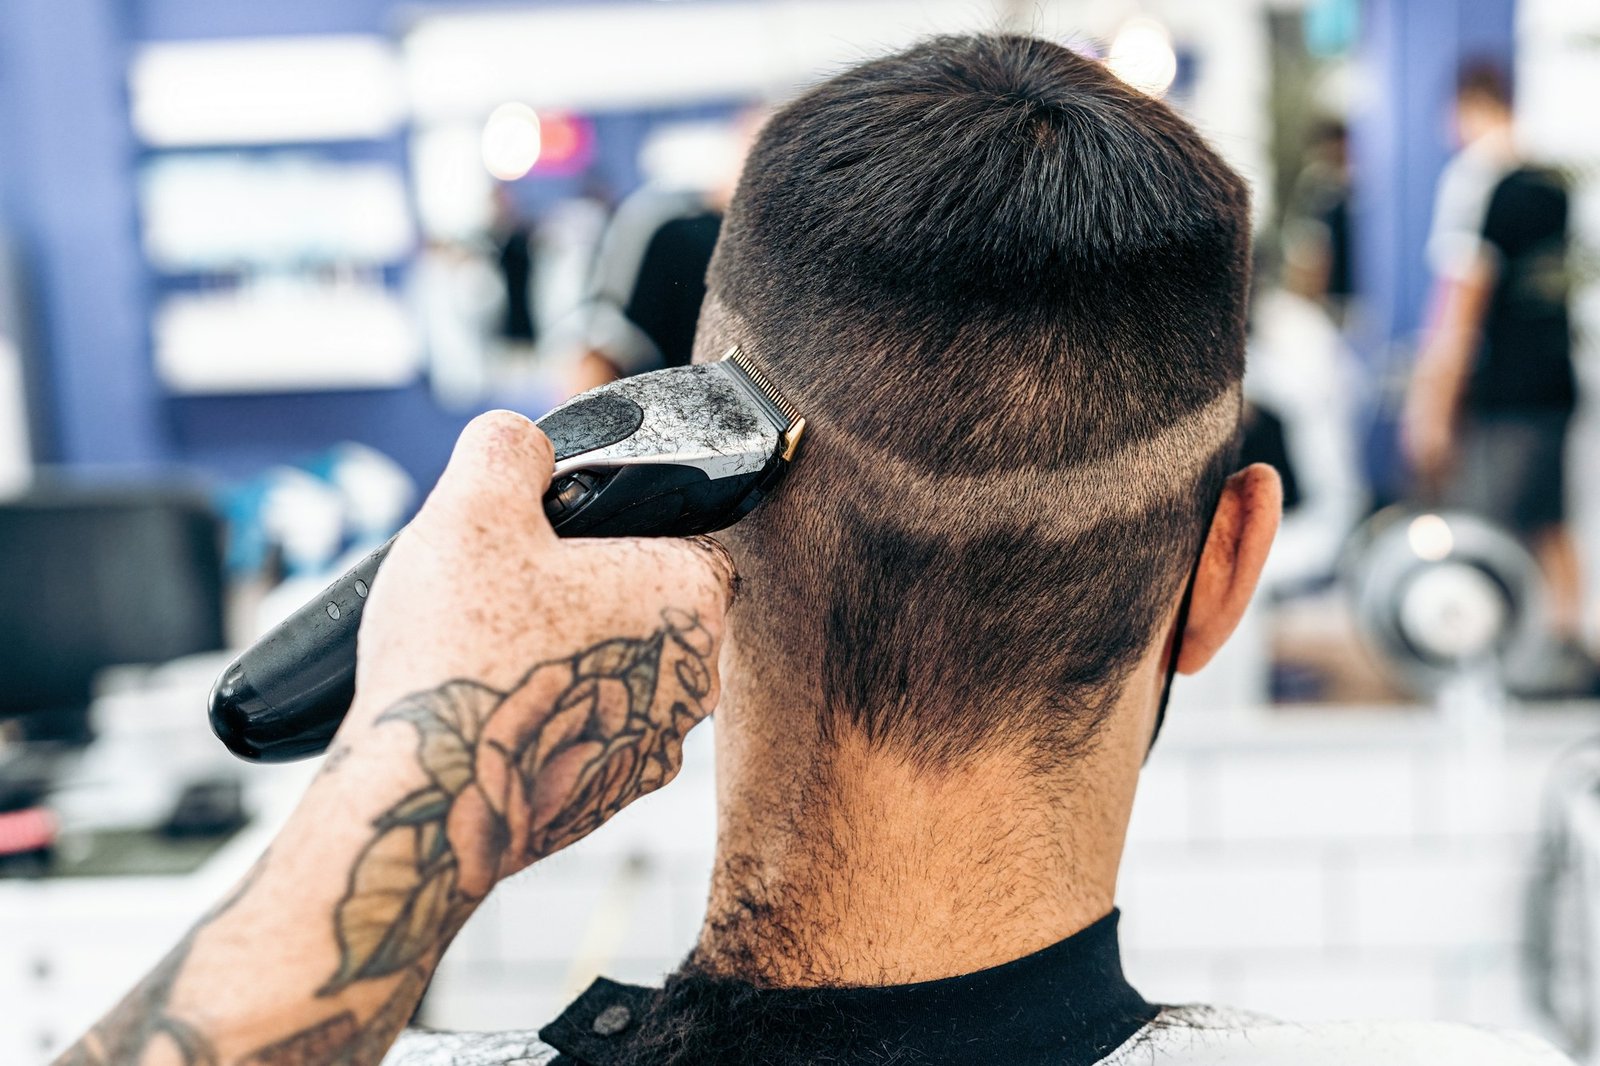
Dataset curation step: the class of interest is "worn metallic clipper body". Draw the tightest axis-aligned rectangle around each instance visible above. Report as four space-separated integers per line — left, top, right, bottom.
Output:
209 350 804 762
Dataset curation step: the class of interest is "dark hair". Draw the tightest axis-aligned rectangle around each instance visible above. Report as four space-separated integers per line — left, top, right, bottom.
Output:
704 34 1251 764
1457 58 1513 109
1309 116 1348 148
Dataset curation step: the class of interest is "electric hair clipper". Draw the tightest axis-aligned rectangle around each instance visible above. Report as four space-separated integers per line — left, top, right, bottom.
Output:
209 348 804 762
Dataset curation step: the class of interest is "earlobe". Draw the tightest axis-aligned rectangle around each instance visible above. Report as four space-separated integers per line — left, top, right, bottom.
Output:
1174 463 1283 675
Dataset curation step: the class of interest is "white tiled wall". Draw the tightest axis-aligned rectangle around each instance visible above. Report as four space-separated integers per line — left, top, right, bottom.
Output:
1110 705 1595 1044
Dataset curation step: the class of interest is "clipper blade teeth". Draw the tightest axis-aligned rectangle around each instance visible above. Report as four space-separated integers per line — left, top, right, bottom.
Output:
724 345 801 426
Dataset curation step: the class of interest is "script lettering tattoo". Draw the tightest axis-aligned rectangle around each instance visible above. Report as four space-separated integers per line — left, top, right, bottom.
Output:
320 607 714 994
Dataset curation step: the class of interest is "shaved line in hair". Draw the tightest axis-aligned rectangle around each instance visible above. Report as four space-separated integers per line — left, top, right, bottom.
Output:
826 389 1239 539
696 298 1242 542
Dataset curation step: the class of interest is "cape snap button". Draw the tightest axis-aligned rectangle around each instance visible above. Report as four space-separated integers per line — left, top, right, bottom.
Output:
592 1003 633 1036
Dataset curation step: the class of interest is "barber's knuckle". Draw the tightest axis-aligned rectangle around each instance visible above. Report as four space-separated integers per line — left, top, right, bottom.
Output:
464 410 548 468
466 407 529 438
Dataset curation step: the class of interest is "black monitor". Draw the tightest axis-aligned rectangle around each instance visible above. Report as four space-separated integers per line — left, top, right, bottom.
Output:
0 485 226 742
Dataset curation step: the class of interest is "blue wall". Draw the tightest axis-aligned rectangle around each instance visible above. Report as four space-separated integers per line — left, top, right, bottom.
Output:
1352 0 1516 349
131 0 404 40
0 0 163 469
0 0 499 484
1349 0 1515 500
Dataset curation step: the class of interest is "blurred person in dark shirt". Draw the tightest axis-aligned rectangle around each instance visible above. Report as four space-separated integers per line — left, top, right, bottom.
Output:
571 187 720 387
492 184 538 345
1405 62 1584 652
567 116 760 395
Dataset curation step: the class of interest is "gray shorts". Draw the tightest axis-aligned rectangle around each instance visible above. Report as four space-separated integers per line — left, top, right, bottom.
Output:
1447 411 1570 534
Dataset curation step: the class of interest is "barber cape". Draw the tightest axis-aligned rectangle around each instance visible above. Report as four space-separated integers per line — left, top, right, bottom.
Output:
382 912 1572 1066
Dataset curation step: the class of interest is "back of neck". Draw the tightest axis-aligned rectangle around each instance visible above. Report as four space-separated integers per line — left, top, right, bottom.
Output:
693 717 1136 987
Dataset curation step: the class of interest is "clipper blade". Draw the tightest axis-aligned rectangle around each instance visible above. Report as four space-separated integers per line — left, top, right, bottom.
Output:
722 345 806 460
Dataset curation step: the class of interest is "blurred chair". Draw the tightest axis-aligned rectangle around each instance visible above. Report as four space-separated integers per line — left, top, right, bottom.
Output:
0 484 225 744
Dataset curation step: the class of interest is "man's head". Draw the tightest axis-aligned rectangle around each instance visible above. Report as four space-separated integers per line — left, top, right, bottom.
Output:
698 33 1274 769
1454 58 1513 146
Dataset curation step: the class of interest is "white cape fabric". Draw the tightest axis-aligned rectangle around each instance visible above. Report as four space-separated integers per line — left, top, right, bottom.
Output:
1099 1006 1573 1064
382 1004 1575 1065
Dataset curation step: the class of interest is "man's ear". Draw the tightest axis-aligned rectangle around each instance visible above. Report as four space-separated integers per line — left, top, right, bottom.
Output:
1175 463 1283 675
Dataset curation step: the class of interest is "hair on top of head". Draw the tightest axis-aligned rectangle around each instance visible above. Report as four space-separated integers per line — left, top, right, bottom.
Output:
1457 57 1512 108
702 33 1252 766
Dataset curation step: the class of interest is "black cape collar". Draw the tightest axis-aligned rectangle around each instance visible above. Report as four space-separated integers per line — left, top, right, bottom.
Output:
540 909 1154 1066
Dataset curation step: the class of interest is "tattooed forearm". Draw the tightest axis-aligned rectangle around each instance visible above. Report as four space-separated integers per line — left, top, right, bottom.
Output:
236 968 426 1066
244 1014 358 1066
53 610 711 1066
52 854 269 1066
320 608 714 994
318 744 353 778
54 940 214 1066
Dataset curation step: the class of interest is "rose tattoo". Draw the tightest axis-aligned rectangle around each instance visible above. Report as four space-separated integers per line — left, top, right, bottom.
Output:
321 609 715 994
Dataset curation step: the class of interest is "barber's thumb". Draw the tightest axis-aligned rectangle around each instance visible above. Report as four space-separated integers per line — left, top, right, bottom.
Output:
420 411 556 532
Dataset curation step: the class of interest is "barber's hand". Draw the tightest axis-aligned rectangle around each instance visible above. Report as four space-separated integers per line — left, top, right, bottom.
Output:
346 410 734 898
50 411 734 1066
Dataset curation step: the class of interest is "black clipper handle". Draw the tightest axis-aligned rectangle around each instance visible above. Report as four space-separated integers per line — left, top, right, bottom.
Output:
209 482 608 762
209 391 648 763
207 385 773 763
209 535 397 762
